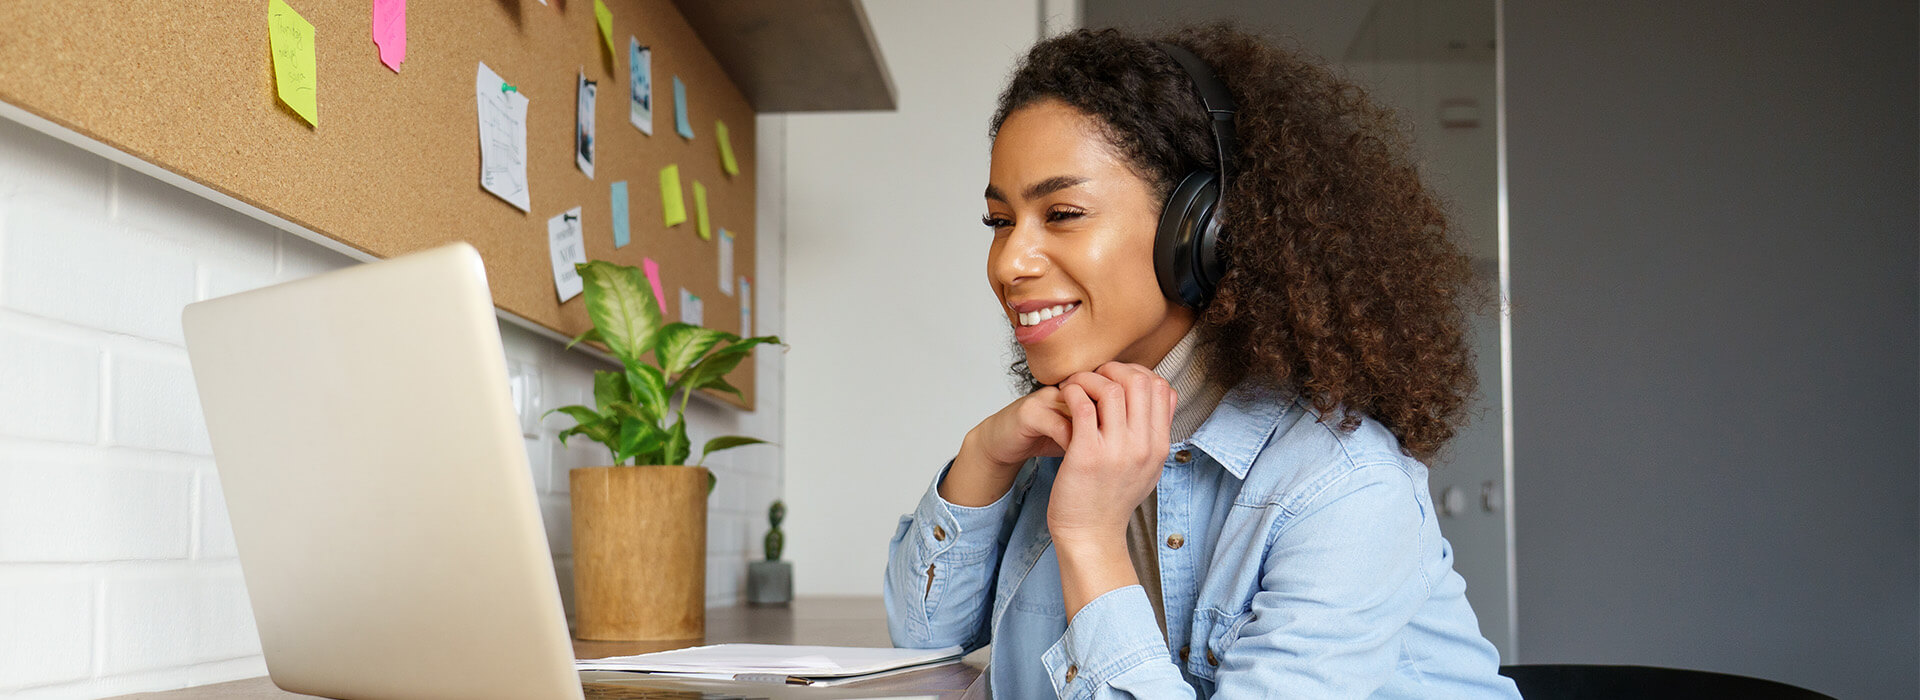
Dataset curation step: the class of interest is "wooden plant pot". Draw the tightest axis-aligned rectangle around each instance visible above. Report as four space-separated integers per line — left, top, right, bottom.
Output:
570 465 708 641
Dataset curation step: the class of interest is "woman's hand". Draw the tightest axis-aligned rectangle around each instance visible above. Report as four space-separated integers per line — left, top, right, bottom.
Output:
1045 361 1176 620
941 386 1075 507
1046 361 1176 547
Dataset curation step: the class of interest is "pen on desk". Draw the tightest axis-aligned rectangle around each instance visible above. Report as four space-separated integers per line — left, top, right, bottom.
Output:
732 673 814 686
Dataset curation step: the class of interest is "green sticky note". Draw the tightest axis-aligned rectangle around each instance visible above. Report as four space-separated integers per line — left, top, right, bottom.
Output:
660 164 687 227
716 120 739 176
693 180 710 240
267 0 319 126
593 0 615 56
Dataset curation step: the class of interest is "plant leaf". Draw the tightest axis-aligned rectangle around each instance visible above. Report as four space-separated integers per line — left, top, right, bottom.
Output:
547 405 605 427
592 370 629 410
663 419 690 466
565 326 603 351
654 323 728 377
577 260 663 366
675 342 754 393
708 470 717 494
625 365 669 423
697 435 769 465
706 376 743 400
616 417 666 465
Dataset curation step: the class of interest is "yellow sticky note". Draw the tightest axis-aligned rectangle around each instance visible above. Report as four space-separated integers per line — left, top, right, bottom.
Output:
716 120 739 176
660 164 687 227
267 0 319 126
693 181 710 240
593 0 615 56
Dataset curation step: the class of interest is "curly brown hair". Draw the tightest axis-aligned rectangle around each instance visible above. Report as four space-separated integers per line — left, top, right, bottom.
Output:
992 24 1478 460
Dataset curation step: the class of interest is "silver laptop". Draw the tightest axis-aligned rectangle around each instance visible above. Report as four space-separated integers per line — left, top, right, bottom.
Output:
184 243 587 700
185 242 935 700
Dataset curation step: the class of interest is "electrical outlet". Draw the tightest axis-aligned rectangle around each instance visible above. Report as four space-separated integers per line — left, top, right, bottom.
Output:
506 359 543 437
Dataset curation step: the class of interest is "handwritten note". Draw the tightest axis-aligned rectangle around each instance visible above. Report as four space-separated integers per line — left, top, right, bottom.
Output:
268 0 319 126
642 258 668 314
593 0 616 56
371 0 405 72
672 75 693 139
611 181 631 248
548 207 587 302
718 228 734 295
739 277 752 337
693 181 710 240
716 120 739 176
680 288 704 327
476 62 531 212
659 164 686 226
629 38 652 135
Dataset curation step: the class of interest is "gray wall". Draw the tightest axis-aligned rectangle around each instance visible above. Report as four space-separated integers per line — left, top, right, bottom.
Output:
1506 2 1918 698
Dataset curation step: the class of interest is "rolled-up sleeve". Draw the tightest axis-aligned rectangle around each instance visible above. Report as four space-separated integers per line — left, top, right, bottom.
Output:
1042 585 1196 699
885 459 1021 651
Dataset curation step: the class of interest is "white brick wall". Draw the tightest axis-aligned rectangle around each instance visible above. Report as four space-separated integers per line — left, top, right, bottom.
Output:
0 109 786 698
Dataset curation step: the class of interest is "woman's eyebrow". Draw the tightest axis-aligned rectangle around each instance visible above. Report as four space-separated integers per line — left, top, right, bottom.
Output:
983 175 1090 203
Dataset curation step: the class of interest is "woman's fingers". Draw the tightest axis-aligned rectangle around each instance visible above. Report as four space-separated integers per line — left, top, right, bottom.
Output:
1062 383 1099 446
1067 370 1127 433
1152 384 1173 454
1094 362 1169 439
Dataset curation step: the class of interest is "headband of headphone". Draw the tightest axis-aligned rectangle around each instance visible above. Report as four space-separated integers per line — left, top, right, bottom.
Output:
1152 42 1237 308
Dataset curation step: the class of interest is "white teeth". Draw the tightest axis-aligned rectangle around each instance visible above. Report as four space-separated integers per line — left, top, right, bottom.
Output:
1016 303 1078 327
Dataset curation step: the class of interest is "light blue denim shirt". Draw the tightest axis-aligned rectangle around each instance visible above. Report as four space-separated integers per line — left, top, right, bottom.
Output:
885 383 1520 698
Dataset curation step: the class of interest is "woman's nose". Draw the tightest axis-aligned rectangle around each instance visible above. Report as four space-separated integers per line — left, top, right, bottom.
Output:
990 222 1048 286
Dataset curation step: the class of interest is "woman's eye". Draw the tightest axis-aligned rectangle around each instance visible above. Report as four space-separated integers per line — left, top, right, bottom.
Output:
1045 209 1085 223
981 215 1013 229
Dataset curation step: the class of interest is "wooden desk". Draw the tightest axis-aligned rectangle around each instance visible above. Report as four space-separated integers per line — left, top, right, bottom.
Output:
106 597 982 700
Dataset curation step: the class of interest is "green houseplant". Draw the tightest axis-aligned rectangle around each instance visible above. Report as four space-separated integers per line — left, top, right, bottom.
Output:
548 260 780 479
550 260 781 641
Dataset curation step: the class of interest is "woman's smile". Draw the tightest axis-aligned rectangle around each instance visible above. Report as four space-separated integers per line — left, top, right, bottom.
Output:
1010 299 1081 344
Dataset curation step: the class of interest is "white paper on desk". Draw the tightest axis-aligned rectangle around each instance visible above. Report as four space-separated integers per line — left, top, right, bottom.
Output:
576 643 964 679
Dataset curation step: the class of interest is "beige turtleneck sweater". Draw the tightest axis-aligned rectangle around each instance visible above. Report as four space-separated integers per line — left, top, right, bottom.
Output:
1128 328 1228 638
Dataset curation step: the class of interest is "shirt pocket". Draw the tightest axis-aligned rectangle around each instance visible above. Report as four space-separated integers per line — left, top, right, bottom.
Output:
1186 606 1253 683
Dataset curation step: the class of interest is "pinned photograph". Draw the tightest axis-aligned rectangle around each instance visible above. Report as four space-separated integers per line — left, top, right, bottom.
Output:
629 37 652 135
576 71 597 179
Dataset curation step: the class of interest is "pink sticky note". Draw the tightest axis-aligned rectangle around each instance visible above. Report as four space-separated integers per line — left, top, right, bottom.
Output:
372 0 406 72
642 257 668 314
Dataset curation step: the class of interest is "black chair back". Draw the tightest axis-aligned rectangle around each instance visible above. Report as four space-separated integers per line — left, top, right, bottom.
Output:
1498 664 1835 700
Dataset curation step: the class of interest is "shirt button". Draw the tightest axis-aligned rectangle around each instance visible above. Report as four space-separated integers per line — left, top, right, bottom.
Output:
1165 533 1185 550
1206 648 1219 666
1174 449 1193 463
932 525 947 541
1179 645 1191 662
1065 664 1078 683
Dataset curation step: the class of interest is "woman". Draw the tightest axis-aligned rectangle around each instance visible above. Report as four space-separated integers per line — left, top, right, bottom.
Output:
885 25 1520 698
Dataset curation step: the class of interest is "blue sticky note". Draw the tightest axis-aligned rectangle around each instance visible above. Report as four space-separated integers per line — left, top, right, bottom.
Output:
673 75 693 140
610 180 631 248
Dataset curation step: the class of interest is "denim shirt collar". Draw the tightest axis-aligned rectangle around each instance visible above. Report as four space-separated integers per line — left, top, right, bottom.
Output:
1182 382 1293 480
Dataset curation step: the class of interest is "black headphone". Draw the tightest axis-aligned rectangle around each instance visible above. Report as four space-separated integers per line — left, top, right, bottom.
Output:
1152 42 1237 309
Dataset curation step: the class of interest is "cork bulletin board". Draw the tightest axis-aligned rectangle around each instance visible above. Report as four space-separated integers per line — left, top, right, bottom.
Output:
0 0 762 408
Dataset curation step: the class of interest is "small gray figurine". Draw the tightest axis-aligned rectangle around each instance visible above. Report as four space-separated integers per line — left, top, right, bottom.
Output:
747 500 792 605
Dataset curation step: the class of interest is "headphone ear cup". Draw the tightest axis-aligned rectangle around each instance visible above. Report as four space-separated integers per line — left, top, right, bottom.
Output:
1155 171 1223 308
